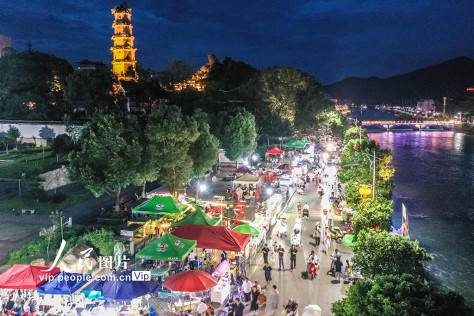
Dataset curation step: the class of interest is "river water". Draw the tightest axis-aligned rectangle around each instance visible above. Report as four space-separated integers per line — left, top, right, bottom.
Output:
353 109 474 306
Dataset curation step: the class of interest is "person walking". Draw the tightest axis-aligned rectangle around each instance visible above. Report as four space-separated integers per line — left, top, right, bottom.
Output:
324 227 331 253
262 244 270 264
269 285 279 316
250 286 260 315
233 298 245 316
289 245 298 271
263 262 272 288
344 259 351 281
277 245 285 271
334 257 343 282
315 224 321 246
242 278 252 304
188 251 196 270
257 290 266 314
327 209 333 226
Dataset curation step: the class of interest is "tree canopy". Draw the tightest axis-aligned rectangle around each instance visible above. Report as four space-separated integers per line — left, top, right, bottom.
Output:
351 197 393 232
332 274 472 316
220 109 257 163
0 51 72 120
353 230 432 278
146 105 199 196
68 114 140 211
189 109 219 178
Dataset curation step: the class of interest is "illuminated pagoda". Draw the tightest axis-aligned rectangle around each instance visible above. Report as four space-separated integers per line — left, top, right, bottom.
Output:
111 3 138 81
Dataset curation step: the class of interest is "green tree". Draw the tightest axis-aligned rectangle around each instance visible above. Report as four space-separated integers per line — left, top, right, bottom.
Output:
189 109 219 178
221 110 257 166
51 134 75 157
65 69 118 114
353 230 432 278
68 114 140 211
319 110 349 137
259 67 330 132
0 51 73 120
168 58 193 82
352 197 394 232
146 105 199 196
331 274 472 316
7 126 21 151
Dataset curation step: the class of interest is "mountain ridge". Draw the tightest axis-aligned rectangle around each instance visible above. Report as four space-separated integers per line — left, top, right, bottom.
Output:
322 56 474 104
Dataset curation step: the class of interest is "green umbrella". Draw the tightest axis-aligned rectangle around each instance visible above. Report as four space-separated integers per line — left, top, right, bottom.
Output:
233 224 260 237
282 139 306 148
135 233 196 261
174 208 221 227
342 234 358 248
300 137 311 144
132 195 190 216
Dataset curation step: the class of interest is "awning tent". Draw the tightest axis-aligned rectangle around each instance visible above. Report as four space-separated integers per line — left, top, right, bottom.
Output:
266 147 284 155
233 173 261 184
85 271 160 301
37 272 91 295
282 140 306 148
135 233 197 261
0 265 60 289
171 224 251 252
232 165 254 175
174 208 221 227
132 196 190 216
233 224 260 237
300 137 312 145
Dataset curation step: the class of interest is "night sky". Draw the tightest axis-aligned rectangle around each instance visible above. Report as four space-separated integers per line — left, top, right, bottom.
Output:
2 0 473 84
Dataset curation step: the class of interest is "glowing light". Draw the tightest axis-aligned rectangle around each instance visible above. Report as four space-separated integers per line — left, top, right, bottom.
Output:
266 188 273 195
199 184 207 192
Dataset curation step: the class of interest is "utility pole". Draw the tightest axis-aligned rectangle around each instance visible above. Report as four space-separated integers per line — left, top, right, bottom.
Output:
443 97 447 114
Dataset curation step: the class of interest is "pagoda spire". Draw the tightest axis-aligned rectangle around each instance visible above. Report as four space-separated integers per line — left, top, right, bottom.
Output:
110 2 138 81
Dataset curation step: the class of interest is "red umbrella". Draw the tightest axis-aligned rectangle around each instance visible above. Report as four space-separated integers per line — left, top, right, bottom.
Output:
163 270 217 292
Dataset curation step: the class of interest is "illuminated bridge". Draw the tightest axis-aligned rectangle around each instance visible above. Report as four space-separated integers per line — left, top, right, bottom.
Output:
361 120 455 131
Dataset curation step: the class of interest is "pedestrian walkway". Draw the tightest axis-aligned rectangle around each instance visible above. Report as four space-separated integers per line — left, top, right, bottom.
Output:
246 175 353 315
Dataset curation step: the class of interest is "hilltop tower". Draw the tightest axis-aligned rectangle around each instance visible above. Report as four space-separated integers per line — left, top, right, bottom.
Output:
111 3 138 81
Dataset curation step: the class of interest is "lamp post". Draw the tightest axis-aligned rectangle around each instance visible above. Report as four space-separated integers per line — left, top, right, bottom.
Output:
343 150 380 199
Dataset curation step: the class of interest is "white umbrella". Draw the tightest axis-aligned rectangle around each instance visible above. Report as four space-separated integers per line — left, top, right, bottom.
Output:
301 304 322 316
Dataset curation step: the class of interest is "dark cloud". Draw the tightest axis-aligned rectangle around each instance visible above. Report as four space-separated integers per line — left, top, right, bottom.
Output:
1 0 473 83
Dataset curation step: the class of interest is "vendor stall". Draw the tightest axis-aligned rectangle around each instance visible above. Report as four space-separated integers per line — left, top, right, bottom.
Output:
171 224 251 252
233 173 262 202
135 233 196 262
132 196 190 216
0 264 60 289
173 208 221 227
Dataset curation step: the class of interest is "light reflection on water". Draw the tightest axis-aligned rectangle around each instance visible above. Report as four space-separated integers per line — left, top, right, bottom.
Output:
369 131 474 306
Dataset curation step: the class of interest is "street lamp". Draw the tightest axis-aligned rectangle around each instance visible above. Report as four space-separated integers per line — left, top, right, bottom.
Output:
343 150 380 199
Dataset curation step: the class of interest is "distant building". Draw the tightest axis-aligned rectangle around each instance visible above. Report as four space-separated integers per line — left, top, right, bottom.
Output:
417 99 435 115
74 59 108 71
110 3 138 81
0 34 12 57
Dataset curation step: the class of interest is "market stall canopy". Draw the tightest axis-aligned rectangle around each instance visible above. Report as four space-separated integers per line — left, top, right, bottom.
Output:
212 260 230 276
341 234 358 248
37 272 91 295
132 196 190 215
163 270 217 292
135 233 197 261
233 224 260 237
101 271 160 301
266 147 284 155
301 305 322 316
0 265 60 289
282 139 306 148
233 173 261 184
174 208 221 227
171 224 251 252
300 137 312 145
232 165 254 175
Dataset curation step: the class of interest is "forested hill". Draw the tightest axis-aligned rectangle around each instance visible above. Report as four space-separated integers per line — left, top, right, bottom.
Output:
322 56 474 104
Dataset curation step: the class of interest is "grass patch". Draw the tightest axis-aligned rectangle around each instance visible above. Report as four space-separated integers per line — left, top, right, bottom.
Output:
0 147 67 179
7 226 115 265
0 185 93 214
